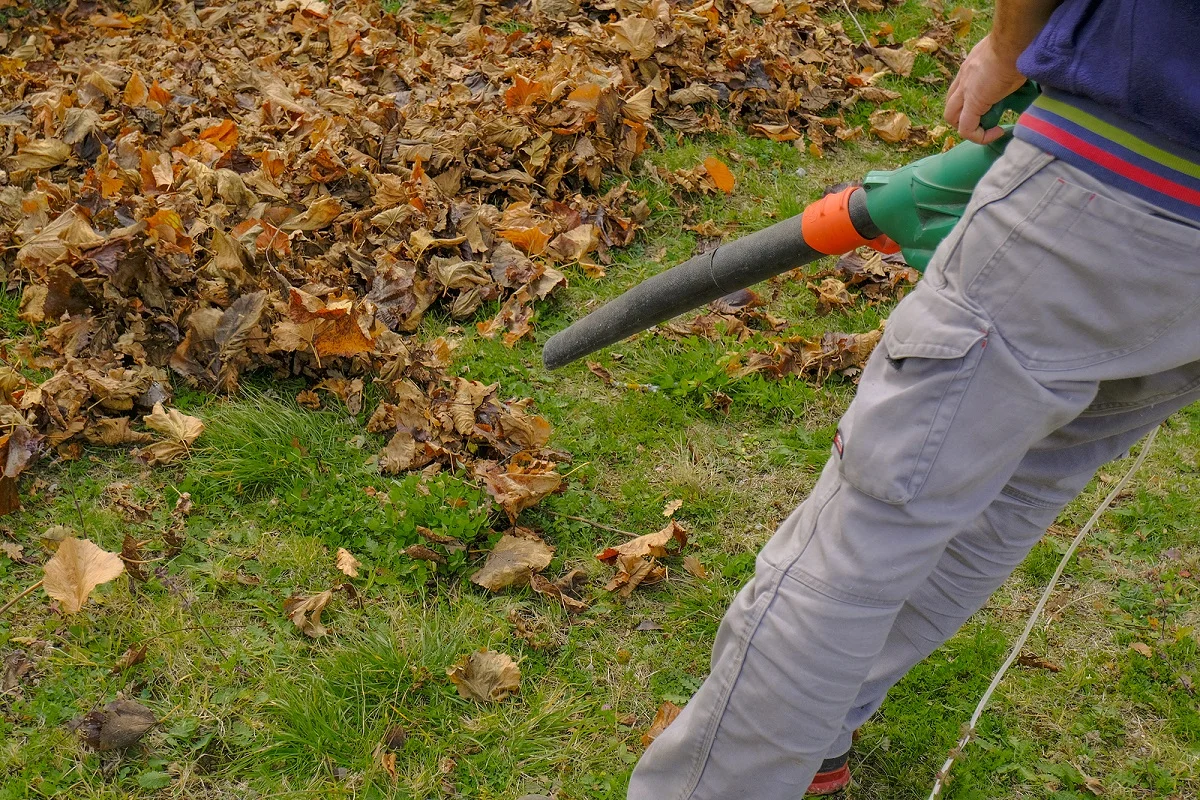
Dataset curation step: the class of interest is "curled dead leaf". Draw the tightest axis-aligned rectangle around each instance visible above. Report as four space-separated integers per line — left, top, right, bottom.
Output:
603 554 666 598
869 109 912 144
474 458 563 521
43 537 126 614
336 547 361 578
12 139 71 171
405 544 447 565
597 520 687 563
135 403 204 465
530 570 589 613
446 648 521 702
470 531 555 592
642 701 683 747
808 277 854 314
111 644 149 674
284 590 334 638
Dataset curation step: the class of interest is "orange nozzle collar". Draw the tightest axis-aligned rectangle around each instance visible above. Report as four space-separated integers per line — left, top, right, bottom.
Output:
800 186 899 256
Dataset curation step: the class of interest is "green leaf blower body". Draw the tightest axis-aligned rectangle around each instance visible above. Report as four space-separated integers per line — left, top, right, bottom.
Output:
542 83 1040 371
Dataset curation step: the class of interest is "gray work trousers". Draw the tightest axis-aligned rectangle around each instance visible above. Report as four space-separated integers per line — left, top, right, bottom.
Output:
627 138 1200 799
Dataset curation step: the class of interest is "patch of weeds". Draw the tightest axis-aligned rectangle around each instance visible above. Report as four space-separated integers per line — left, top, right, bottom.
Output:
184 392 370 500
764 423 837 469
256 598 603 797
1018 537 1066 586
0 283 28 338
183 391 495 588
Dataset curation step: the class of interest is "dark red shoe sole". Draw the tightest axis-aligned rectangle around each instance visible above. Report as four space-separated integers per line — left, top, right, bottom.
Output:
806 763 851 796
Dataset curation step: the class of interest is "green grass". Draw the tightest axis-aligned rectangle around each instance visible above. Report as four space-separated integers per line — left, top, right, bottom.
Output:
3 0 1200 797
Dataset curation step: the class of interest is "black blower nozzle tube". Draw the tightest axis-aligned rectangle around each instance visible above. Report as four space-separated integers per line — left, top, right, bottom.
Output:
542 189 879 370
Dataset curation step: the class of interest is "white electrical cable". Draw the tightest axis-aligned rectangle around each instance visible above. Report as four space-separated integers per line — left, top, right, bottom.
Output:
927 426 1160 799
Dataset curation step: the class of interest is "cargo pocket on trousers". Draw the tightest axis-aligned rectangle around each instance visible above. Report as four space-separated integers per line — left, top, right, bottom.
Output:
838 285 989 505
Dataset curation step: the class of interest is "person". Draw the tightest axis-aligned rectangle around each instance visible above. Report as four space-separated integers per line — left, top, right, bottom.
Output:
618 0 1200 797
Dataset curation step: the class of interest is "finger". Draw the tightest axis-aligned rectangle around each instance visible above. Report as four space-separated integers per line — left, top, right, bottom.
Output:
979 126 1008 145
958 108 984 144
958 95 993 143
944 84 965 127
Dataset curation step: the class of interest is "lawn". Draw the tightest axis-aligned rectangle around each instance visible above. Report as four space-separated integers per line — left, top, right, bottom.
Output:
1 0 1198 798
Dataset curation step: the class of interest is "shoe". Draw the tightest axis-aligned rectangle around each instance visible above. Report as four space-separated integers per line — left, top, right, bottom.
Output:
806 749 851 796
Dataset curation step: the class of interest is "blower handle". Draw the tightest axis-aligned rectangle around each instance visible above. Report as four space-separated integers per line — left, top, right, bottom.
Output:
978 80 1040 132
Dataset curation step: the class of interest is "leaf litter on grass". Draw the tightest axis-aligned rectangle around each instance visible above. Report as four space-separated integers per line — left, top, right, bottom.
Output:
0 0 975 515
0 4 981 777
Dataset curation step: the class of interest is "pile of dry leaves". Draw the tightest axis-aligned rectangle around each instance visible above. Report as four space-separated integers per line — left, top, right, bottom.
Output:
0 0 972 511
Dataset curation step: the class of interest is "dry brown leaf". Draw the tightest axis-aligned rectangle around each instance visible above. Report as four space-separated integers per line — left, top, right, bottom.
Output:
85 418 153 447
446 648 521 702
43 536 126 614
475 459 563 521
284 590 334 638
642 701 683 747
1015 651 1061 673
15 206 106 272
336 547 361 578
662 499 683 517
136 403 204 465
604 554 666 598
380 429 422 474
379 750 397 781
750 122 803 142
587 361 614 385
405 543 448 564
808 277 854 314
120 534 148 582
1130 642 1153 658
111 644 149 674
4 651 35 691
530 570 589 613
607 17 657 60
597 520 687 563
947 6 976 36
682 555 708 579
873 45 916 77
470 531 555 591
280 197 344 231
417 526 464 550
869 109 913 144
12 139 71 171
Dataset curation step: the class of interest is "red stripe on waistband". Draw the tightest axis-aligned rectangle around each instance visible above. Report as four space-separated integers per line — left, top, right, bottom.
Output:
1020 114 1200 207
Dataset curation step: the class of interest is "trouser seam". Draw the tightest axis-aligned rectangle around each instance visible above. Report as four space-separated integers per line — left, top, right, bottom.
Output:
1080 373 1200 415
998 484 1063 510
784 566 901 609
676 482 842 800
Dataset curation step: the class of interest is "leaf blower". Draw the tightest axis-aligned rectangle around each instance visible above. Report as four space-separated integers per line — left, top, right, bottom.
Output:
542 83 1040 371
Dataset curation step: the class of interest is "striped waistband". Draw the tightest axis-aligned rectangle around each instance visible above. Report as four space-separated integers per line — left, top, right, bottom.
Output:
1014 90 1200 223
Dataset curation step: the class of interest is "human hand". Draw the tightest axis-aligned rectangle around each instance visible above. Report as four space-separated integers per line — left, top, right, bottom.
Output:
944 34 1028 145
